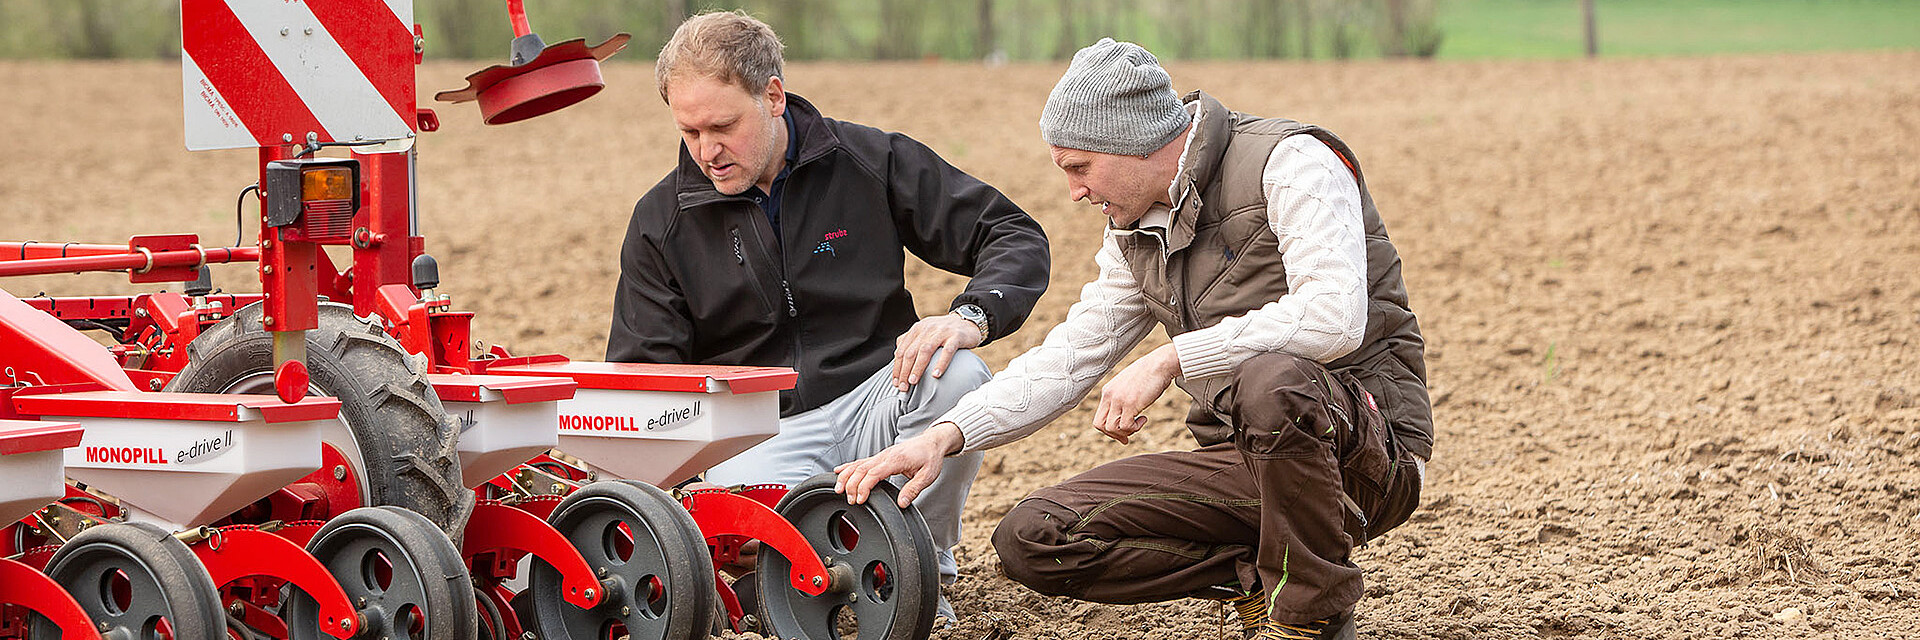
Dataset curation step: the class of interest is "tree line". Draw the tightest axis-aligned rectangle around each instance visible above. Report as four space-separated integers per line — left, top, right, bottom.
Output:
0 0 1443 61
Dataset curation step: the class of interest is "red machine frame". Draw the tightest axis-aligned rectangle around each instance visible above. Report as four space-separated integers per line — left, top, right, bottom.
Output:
0 2 892 638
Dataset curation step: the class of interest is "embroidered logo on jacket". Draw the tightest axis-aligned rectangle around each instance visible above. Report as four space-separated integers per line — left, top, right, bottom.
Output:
814 228 849 256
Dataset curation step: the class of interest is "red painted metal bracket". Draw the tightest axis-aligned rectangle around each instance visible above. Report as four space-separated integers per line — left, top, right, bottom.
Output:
374 283 432 357
122 293 201 373
190 527 359 639
0 557 105 640
427 309 473 372
462 501 600 608
258 146 319 333
682 491 829 596
126 234 201 284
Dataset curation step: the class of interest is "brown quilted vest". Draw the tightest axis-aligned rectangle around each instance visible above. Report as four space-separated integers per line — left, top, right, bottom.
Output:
1115 91 1433 460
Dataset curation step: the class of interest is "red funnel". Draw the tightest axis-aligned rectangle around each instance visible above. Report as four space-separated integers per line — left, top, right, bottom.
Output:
435 34 631 125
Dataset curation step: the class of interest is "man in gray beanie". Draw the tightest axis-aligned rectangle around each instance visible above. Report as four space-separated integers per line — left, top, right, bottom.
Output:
834 38 1431 640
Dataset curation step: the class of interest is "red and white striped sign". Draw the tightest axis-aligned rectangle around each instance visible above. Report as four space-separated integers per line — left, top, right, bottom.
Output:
181 0 416 151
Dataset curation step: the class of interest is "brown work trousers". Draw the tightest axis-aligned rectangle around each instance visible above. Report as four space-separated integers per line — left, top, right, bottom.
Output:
991 353 1423 624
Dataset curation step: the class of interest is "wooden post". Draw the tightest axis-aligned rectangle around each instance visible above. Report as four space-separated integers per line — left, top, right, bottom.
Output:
1297 0 1313 59
978 0 996 60
1582 0 1597 58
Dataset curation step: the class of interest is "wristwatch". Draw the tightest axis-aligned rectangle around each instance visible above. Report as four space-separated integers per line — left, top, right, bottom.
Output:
952 303 990 342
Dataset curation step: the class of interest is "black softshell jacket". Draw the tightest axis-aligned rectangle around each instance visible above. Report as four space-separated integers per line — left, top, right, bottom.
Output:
608 94 1050 416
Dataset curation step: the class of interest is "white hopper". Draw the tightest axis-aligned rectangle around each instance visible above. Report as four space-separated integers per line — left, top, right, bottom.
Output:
429 373 574 488
484 361 794 487
0 420 82 523
11 390 336 529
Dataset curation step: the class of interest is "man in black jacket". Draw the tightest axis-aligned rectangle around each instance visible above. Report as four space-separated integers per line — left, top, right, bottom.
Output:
607 11 1050 621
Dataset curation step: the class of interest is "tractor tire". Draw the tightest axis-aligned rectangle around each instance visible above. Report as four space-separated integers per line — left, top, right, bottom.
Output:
165 301 473 537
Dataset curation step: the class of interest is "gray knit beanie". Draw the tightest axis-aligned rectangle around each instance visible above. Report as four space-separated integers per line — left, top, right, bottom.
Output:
1040 38 1190 156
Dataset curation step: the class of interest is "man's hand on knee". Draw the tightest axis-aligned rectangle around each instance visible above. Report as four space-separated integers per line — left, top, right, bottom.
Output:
835 422 965 507
891 315 984 392
1093 343 1181 444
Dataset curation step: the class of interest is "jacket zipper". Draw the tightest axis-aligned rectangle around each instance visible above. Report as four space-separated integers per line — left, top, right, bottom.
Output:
742 210 806 407
732 227 776 315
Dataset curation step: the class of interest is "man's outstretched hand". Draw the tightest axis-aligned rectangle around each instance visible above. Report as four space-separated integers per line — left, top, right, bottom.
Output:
834 422 965 508
891 314 984 392
1092 343 1181 445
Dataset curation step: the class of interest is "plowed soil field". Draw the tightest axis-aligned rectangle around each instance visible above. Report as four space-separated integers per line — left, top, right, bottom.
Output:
4 50 1917 639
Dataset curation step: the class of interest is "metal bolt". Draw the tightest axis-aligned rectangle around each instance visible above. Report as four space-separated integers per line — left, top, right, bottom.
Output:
229 601 245 614
583 588 595 601
262 239 272 249
340 619 351 632
551 483 565 493
304 27 313 35
263 265 274 274
282 133 294 143
332 465 347 481
279 27 289 36
620 606 631 617
520 633 536 640
149 378 162 391
263 315 274 325
134 307 148 318
812 576 823 588
356 597 367 608
597 567 609 578
99 622 109 632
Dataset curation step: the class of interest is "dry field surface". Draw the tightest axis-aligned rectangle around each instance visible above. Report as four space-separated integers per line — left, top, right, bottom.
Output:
4 50 1918 639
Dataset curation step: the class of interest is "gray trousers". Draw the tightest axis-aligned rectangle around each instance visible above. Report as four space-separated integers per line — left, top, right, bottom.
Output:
704 350 990 584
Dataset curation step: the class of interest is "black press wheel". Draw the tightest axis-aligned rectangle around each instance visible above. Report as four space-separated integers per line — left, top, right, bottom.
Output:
757 473 938 640
528 481 716 640
33 521 225 640
165 302 472 537
285 506 478 640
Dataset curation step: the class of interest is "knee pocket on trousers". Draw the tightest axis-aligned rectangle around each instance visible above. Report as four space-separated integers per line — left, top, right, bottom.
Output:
1235 416 1326 459
991 498 1086 596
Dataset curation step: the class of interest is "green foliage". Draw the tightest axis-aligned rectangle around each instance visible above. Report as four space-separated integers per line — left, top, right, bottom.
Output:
1436 0 1920 59
1 0 1912 61
0 0 179 58
0 0 1443 61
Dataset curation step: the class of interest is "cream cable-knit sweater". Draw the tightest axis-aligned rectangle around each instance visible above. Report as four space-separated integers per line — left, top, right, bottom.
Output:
944 122 1368 453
